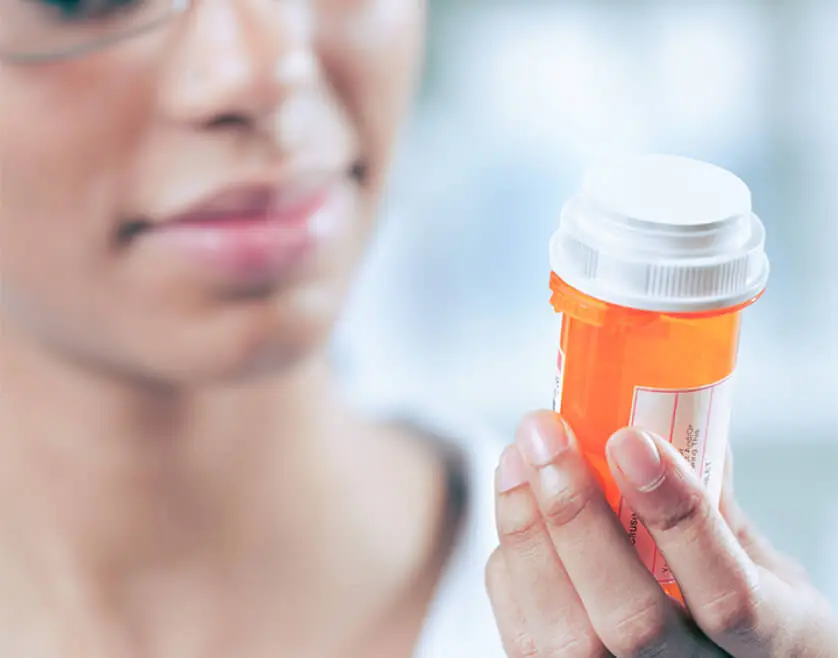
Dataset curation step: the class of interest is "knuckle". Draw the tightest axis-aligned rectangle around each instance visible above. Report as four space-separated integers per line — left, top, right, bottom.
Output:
644 491 710 534
532 635 609 658
733 524 761 558
505 626 609 658
699 579 763 639
566 634 611 658
540 478 599 529
484 548 505 595
498 505 544 548
506 631 540 658
603 597 670 657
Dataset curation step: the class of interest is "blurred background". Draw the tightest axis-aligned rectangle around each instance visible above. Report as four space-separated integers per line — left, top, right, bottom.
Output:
336 0 838 604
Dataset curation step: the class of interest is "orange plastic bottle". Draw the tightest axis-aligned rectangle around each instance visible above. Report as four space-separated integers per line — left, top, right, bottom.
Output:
549 155 770 602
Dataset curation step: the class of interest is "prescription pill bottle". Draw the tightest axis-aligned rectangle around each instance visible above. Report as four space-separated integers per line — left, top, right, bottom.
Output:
549 154 770 602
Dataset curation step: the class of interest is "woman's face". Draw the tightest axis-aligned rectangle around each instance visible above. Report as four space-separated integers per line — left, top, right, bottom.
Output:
0 0 425 384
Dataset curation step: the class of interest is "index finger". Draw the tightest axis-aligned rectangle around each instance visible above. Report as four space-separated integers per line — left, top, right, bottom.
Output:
515 412 713 657
607 428 786 656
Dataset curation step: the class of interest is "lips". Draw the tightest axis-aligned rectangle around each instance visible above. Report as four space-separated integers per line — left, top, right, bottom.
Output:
161 179 329 228
131 171 354 291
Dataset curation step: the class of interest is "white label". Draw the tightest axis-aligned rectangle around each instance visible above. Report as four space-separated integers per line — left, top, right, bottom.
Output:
619 375 734 584
552 348 565 413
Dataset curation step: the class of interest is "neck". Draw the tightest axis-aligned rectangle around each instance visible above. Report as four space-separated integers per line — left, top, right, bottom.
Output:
2 329 336 551
0 324 444 654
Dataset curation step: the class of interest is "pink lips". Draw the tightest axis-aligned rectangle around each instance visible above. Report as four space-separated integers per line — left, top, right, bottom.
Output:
145 180 344 289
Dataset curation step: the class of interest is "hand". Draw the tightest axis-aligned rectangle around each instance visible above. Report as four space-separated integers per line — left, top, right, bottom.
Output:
485 410 838 657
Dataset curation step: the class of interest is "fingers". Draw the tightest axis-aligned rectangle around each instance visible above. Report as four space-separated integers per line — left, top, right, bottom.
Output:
492 444 607 657
485 548 536 658
489 414 829 658
607 428 784 656
510 412 713 657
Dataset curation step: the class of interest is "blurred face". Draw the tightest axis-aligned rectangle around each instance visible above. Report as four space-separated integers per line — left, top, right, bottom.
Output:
0 0 425 385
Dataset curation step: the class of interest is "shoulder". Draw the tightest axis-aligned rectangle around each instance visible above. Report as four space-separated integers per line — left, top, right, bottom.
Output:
348 388 509 657
405 407 509 658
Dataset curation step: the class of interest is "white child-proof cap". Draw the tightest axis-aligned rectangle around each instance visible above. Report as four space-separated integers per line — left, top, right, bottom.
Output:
549 154 770 313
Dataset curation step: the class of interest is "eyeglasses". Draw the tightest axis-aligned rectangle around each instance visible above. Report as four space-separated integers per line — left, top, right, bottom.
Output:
0 0 190 64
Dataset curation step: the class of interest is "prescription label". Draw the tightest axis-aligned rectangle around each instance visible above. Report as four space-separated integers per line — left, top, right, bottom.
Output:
552 347 565 413
618 375 734 584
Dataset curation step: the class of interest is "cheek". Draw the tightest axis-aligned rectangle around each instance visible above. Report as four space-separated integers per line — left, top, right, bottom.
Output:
319 0 426 194
0 62 153 309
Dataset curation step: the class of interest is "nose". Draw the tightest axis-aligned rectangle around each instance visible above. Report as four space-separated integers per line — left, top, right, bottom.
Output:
159 0 316 132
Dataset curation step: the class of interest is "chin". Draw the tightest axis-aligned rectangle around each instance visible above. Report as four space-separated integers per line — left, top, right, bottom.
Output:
79 282 343 389
177 303 338 387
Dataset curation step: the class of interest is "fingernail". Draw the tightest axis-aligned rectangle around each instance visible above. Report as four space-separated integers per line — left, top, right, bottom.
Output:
517 413 571 468
496 445 528 493
608 429 665 492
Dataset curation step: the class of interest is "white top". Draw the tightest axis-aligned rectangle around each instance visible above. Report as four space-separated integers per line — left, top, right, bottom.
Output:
581 153 752 229
355 401 506 658
549 154 770 312
347 387 508 657
413 415 507 658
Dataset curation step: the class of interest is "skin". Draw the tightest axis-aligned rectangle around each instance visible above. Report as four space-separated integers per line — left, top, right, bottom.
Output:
488 412 838 658
0 1 443 657
0 1 836 657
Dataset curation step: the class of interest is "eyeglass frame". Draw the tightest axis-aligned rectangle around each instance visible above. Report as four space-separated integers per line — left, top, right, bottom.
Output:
0 0 190 65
